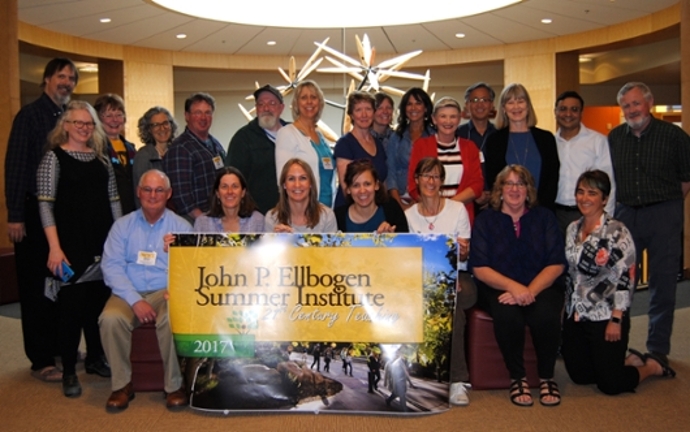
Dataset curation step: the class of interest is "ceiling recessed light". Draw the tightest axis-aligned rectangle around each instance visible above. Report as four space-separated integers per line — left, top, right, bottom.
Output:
541 18 552 24
455 33 466 39
151 0 522 28
99 18 111 23
267 41 277 46
176 33 187 39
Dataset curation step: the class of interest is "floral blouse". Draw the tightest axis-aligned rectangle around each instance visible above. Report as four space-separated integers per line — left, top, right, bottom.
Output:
565 214 636 322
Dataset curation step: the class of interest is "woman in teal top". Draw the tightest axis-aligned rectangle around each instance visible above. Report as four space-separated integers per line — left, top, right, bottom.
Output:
275 80 335 207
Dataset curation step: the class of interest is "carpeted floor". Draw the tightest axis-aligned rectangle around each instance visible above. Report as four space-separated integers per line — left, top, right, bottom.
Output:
1 285 689 431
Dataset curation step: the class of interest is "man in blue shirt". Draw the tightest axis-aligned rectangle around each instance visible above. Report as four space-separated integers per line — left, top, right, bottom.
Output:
99 169 191 410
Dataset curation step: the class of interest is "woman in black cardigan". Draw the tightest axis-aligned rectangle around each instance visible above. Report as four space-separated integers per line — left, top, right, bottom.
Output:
334 159 408 233
484 83 560 211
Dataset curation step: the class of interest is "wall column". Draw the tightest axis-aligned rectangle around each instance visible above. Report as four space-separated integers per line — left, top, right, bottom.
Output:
0 0 19 249
681 0 690 274
504 47 556 132
122 47 174 147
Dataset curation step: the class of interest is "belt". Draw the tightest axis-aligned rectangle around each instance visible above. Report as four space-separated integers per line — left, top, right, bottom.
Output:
629 201 664 210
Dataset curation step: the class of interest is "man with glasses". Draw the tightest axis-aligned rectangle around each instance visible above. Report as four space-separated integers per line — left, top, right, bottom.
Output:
457 82 497 212
225 85 287 214
99 169 191 411
553 90 615 233
4 58 78 383
163 92 225 221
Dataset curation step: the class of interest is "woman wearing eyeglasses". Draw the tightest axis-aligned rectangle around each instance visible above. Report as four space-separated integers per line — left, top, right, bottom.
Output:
132 107 178 208
94 94 137 214
483 83 560 211
37 101 122 398
470 165 566 407
407 96 483 226
405 157 475 406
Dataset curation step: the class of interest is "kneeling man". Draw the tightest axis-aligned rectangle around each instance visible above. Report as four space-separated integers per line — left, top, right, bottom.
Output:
99 169 191 410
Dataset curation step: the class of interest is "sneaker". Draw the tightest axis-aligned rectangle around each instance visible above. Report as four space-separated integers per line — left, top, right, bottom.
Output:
449 381 471 406
85 357 111 378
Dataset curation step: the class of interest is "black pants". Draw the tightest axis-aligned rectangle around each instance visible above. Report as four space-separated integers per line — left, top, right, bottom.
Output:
15 196 59 371
57 280 110 375
481 285 564 380
561 314 639 395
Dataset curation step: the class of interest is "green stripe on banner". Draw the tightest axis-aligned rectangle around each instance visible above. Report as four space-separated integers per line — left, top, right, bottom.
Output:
174 334 255 358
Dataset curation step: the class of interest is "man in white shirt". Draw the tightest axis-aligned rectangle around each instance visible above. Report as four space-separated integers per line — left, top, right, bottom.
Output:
554 91 616 233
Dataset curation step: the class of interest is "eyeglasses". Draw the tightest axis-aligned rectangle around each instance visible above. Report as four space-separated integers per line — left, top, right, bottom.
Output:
503 181 527 189
65 120 95 129
151 120 171 129
190 110 213 117
140 187 168 195
469 97 493 104
102 113 125 120
419 174 441 181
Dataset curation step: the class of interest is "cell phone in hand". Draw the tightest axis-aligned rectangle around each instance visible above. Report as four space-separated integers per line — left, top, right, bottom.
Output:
59 262 74 282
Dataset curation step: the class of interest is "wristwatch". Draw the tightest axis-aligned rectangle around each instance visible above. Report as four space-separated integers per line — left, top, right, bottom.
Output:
610 316 622 324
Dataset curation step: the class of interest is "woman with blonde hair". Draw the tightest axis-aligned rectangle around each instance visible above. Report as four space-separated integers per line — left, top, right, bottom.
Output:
37 100 122 397
265 158 336 233
471 164 566 407
275 80 336 207
483 83 560 210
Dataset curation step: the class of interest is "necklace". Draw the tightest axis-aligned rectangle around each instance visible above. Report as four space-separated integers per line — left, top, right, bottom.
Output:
421 199 442 230
509 133 529 166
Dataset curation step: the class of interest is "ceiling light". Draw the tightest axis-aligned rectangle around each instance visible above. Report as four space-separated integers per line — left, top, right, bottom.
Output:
176 33 187 39
455 33 466 39
541 18 552 24
99 18 111 23
75 62 98 73
267 41 277 46
151 0 522 28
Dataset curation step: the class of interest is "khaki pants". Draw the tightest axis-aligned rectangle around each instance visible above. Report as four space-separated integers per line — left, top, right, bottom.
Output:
98 290 182 393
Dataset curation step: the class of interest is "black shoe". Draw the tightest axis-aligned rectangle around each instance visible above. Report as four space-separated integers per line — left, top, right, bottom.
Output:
649 351 669 365
62 374 82 398
86 358 111 378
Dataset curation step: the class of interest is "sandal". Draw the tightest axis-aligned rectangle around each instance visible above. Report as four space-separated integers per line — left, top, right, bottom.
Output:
645 352 676 378
31 366 63 382
509 378 533 407
627 348 646 367
539 379 561 407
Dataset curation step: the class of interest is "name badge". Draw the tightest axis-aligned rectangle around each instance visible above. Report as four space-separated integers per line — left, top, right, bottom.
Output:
213 155 224 170
137 251 157 266
479 151 485 164
322 156 334 170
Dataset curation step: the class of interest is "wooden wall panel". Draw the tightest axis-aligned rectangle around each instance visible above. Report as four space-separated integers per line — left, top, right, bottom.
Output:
0 0 19 249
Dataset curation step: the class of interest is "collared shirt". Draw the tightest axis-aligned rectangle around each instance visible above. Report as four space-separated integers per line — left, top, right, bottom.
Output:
102 208 192 306
565 214 636 321
457 120 497 154
608 117 690 206
556 124 616 215
4 93 64 222
163 127 226 216
385 126 434 196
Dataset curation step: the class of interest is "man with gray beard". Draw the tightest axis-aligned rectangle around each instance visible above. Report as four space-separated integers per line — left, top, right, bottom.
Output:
226 85 287 214
608 82 690 367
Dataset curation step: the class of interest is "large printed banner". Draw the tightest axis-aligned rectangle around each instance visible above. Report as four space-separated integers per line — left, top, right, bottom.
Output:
169 233 457 414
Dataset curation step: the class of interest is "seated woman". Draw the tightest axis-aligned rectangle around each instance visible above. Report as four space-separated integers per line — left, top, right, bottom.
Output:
334 159 407 233
407 96 483 225
194 167 265 233
562 170 674 395
405 157 474 406
471 165 566 407
265 158 337 233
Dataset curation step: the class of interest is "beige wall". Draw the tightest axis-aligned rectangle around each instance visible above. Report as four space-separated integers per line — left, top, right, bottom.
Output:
0 3 686 249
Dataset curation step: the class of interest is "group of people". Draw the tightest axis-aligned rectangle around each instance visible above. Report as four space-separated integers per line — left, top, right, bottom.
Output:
5 57 689 412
